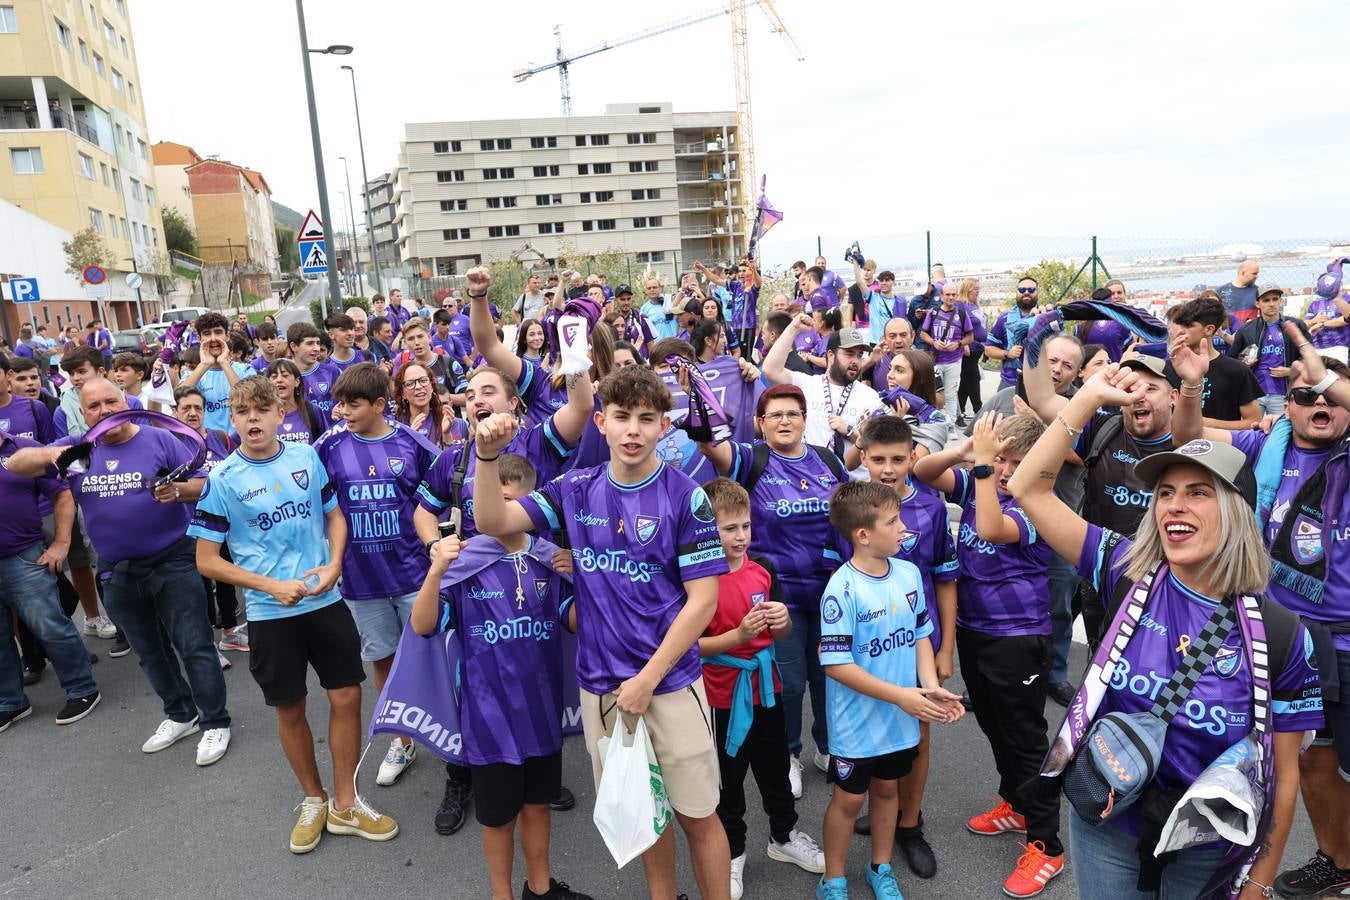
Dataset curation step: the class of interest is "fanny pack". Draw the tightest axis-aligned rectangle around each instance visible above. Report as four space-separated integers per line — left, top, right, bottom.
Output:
1062 566 1238 825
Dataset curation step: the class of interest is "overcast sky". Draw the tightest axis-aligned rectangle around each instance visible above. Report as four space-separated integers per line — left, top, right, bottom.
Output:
130 0 1348 267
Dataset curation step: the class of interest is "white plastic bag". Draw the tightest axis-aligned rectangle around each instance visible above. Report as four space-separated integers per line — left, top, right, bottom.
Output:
592 715 672 867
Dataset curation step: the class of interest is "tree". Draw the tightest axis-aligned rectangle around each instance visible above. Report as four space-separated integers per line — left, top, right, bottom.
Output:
276 226 299 272
160 207 198 256
62 228 111 276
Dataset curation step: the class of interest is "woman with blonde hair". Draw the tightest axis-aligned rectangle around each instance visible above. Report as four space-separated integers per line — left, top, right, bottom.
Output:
1008 363 1323 900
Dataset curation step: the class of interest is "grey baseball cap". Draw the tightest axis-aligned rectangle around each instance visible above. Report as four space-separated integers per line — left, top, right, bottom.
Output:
1119 354 1167 379
1134 439 1257 510
827 327 873 351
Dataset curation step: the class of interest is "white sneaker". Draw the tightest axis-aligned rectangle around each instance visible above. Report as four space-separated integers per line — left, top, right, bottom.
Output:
217 652 232 670
83 614 117 639
142 717 199 753
196 726 231 766
375 737 416 785
813 748 831 773
730 853 745 900
788 755 803 800
767 829 826 873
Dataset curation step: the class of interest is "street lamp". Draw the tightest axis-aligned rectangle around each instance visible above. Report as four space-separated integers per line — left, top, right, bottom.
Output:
295 0 349 318
340 64 382 295
338 155 362 295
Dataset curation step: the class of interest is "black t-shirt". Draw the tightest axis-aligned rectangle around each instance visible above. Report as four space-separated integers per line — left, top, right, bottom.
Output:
1079 410 1174 535
1163 353 1262 424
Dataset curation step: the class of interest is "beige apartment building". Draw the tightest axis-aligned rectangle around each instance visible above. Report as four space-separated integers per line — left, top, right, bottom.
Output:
391 102 745 285
0 0 164 333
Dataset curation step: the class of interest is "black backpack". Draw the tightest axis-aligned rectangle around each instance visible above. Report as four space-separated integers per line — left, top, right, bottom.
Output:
744 441 847 494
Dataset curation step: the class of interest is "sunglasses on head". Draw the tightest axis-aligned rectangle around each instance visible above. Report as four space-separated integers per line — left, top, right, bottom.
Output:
1288 387 1325 406
1017 287 1037 294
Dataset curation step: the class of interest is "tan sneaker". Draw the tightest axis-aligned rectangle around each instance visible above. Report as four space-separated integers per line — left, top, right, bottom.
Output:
325 797 399 842
290 795 328 854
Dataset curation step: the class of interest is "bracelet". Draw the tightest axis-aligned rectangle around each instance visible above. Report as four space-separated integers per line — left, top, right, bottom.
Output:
474 451 500 463
1055 413 1083 439
466 290 489 300
1239 875 1274 898
425 539 438 553
1180 381 1205 397
1312 371 1339 394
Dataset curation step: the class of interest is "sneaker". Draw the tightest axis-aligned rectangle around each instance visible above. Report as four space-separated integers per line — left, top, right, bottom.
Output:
21 667 42 686
898 825 936 879
141 717 199 753
326 796 399 842
196 726 231 766
521 878 593 900
290 795 327 854
956 415 968 428
0 705 33 734
729 854 745 900
1047 681 1075 707
83 614 117 639
218 629 250 652
866 862 905 899
967 798 1026 836
550 786 576 812
813 748 831 773
376 737 416 785
434 777 473 835
788 755 804 799
55 692 101 725
217 652 232 671
768 829 825 873
109 634 132 658
1002 841 1063 898
816 876 848 900
1275 849 1350 897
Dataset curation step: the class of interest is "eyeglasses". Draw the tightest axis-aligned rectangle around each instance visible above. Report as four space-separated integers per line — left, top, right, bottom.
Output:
1016 287 1038 294
403 376 432 388
1288 387 1324 406
759 410 803 422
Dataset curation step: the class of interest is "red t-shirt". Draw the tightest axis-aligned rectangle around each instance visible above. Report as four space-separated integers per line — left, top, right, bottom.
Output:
701 556 784 709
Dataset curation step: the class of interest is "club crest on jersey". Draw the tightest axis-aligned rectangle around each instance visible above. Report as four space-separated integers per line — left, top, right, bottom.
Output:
821 595 843 624
1292 515 1324 564
635 515 660 545
816 473 835 488
388 458 405 477
291 470 310 490
104 459 119 472
535 578 550 602
318 383 330 393
833 758 853 780
900 531 921 554
906 591 919 612
1212 643 1243 679
0 419 9 432
749 591 766 606
282 422 294 431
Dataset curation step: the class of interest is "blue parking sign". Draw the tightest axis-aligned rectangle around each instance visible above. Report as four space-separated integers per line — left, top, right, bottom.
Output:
9 278 41 303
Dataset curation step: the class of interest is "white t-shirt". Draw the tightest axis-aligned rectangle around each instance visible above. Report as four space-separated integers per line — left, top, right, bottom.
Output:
787 370 880 448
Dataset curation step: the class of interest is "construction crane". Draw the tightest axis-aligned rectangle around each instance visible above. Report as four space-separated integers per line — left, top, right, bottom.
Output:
513 2 803 258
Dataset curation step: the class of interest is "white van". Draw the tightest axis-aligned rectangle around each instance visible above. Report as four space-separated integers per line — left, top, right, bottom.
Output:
157 306 211 324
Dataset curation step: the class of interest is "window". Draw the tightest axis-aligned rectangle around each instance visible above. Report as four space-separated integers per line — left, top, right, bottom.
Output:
535 194 561 206
107 217 117 238
111 68 123 91
478 138 512 150
633 217 662 228
595 190 614 202
129 178 141 200
482 167 515 180
636 251 666 263
439 199 467 211
485 196 518 209
0 6 16 33
537 222 565 234
577 164 587 175
574 134 611 147
137 139 147 159
103 19 115 43
93 52 104 76
532 165 559 177
436 170 464 182
597 219 616 231
115 0 125 14
120 35 127 56
626 132 658 144
88 208 105 233
442 228 470 241
10 148 44 174
99 162 108 185
111 167 120 188
151 227 158 248
593 162 611 174
529 136 556 149
487 224 522 238
579 192 590 203
55 17 72 49
631 188 661 200
629 161 660 173
78 39 88 62
127 81 136 103
78 153 94 179
119 216 128 235
145 186 156 205
433 140 460 153
479 139 492 151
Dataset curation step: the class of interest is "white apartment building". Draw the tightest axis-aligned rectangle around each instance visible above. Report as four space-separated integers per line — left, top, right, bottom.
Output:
391 102 745 284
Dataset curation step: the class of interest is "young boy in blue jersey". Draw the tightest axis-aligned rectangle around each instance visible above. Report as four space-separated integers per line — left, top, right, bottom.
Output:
412 453 591 900
190 376 399 854
816 481 963 900
851 416 958 878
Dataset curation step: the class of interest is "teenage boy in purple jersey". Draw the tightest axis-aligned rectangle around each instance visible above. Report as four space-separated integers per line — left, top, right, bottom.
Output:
413 454 591 900
316 363 441 788
0 359 54 442
849 416 957 877
912 412 1065 897
472 365 734 900
324 312 366 372
286 322 342 422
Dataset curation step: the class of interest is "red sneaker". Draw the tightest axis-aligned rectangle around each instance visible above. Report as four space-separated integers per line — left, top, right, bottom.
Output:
1002 841 1064 898
966 798 1026 836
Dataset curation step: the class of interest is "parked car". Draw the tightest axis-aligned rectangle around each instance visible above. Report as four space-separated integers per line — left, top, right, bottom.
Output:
158 306 210 324
112 328 157 357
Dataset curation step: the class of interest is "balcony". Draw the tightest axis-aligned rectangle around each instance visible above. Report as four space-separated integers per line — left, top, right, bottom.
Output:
0 105 103 149
680 224 744 238
676 170 729 184
678 196 729 211
674 140 731 156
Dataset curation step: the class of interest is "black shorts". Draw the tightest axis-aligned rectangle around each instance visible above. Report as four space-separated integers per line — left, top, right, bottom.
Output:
828 747 918 795
248 601 365 707
470 751 563 827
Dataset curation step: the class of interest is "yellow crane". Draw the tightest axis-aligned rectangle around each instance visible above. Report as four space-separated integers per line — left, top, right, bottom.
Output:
513 2 803 258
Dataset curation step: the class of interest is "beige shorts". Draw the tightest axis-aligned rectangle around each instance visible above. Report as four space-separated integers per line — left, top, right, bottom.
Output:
580 677 721 819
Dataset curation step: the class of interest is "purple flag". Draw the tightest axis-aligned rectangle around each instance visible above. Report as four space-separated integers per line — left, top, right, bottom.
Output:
747 176 782 260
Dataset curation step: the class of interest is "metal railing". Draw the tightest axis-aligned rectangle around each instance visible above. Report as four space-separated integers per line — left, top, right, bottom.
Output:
673 140 730 155
0 109 102 148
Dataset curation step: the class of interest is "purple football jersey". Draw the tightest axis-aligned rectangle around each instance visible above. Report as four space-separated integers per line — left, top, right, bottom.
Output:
1080 318 1132 362
316 423 440 599
1252 321 1288 395
328 348 366 372
416 415 574 538
920 306 971 365
0 394 55 442
514 355 568 427
278 405 326 444
1307 297 1349 350
1078 523 1324 835
0 433 68 557
433 535 571 765
946 468 1050 636
895 478 959 652
299 360 341 421
726 441 847 611
518 462 729 696
56 424 202 564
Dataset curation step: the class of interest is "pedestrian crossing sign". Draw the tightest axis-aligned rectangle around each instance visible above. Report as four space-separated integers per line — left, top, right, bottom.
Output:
299 239 328 275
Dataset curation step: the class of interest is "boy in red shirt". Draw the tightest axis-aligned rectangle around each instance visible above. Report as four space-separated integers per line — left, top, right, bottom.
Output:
699 478 825 900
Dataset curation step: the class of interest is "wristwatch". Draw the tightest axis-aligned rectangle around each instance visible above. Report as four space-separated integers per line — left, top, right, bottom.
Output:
971 464 995 480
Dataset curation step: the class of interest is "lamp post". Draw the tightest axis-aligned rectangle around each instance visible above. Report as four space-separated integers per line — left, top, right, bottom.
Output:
339 155 362 295
295 0 351 319
340 64 382 295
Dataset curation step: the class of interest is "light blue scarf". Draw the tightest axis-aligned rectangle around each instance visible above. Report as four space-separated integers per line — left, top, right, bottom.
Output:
704 646 777 757
1253 417 1293 533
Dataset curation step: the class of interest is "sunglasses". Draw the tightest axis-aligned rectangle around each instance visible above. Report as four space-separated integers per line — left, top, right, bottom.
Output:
1016 287 1037 294
1288 387 1325 406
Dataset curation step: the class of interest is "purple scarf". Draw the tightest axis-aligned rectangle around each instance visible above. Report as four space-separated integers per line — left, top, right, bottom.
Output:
666 355 734 444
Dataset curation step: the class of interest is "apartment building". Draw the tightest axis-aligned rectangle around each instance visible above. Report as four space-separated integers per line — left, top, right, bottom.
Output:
391 102 745 284
363 170 398 269
0 0 165 333
149 138 197 228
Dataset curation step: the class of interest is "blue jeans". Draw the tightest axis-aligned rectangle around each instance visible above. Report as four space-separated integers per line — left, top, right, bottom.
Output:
1259 393 1286 418
101 543 229 729
1068 810 1227 900
1048 552 1079 683
775 608 827 757
0 543 98 711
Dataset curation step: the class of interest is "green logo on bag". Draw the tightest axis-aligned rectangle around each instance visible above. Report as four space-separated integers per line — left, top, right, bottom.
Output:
649 764 672 834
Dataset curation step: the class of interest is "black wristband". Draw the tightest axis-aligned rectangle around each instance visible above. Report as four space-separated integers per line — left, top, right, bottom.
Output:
425 539 438 553
467 290 489 300
475 451 500 463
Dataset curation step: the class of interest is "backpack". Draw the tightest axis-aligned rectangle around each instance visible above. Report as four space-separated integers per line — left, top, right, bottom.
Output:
1081 412 1125 470
744 441 847 495
209 429 233 455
